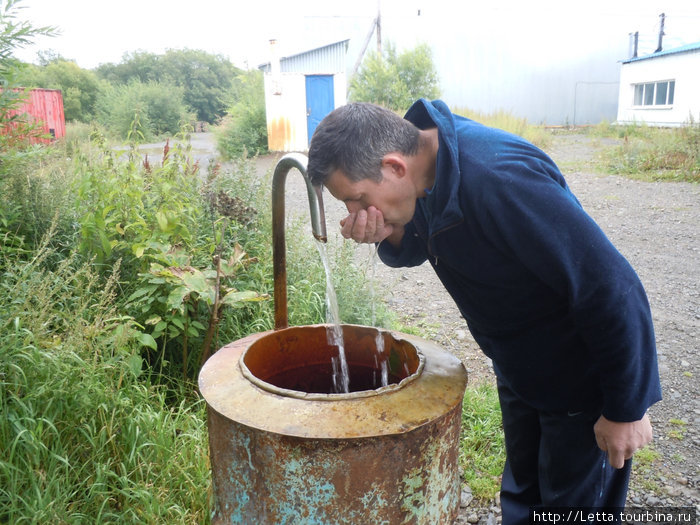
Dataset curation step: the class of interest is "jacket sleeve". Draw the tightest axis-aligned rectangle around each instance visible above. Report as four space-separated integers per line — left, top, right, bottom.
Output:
475 154 661 422
377 221 429 268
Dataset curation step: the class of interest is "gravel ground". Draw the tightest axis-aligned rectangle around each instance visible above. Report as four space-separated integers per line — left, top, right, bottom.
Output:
258 131 699 522
545 135 700 513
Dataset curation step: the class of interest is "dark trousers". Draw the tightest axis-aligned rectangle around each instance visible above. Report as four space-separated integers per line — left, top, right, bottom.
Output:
496 379 632 525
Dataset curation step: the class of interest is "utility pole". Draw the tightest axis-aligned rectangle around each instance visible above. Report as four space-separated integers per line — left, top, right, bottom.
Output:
352 16 379 76
350 0 384 83
376 0 382 56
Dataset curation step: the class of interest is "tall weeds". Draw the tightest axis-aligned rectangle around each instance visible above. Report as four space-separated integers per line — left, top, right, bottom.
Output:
452 107 551 149
0 125 435 520
0 234 210 523
595 117 700 182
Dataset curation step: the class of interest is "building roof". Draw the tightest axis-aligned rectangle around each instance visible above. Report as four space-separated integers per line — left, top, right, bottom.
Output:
622 41 700 64
258 39 350 73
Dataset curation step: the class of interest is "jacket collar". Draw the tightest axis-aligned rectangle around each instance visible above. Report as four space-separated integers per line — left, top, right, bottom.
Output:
404 99 464 235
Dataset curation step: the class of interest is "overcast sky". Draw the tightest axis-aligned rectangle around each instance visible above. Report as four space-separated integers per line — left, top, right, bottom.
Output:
13 0 700 71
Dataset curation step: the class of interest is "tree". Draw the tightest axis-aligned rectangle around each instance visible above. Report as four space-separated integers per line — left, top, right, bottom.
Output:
96 80 193 142
0 0 55 83
160 49 239 124
96 49 241 124
96 50 161 85
17 57 101 121
215 69 267 159
349 42 440 112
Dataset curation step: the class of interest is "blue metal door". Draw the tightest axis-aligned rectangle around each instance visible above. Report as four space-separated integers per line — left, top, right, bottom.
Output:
305 75 334 145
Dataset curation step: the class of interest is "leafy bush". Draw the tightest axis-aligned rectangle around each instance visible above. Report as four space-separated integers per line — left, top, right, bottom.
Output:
349 42 440 112
69 130 269 379
95 80 194 142
0 240 211 523
17 58 101 122
215 70 267 159
96 48 241 124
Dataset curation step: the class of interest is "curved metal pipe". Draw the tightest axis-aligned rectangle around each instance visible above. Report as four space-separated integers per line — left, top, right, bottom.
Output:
272 153 327 330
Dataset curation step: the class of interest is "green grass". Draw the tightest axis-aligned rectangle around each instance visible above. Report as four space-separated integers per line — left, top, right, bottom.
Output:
452 107 551 149
630 445 662 493
668 418 688 440
459 383 505 501
448 109 699 184
0 238 211 523
591 119 700 183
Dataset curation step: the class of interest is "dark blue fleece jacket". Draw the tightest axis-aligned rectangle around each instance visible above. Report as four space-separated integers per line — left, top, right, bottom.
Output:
378 99 661 421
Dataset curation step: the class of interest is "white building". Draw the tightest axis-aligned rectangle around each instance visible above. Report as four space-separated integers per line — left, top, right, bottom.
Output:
260 40 349 152
616 41 700 127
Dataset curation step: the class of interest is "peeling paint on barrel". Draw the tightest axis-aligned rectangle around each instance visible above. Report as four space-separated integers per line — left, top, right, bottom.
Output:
200 325 468 524
208 408 462 524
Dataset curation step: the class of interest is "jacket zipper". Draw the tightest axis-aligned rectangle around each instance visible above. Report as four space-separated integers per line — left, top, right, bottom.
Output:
417 219 464 268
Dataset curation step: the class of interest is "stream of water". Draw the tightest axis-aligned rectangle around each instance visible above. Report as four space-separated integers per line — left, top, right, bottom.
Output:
316 241 389 393
315 240 350 393
370 245 389 388
315 241 390 393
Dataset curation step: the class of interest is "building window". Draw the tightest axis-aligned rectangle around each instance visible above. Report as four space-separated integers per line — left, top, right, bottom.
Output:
633 80 675 106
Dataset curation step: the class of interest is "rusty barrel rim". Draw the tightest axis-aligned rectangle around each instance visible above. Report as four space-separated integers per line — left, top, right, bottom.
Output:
238 324 426 401
198 323 468 439
239 351 426 401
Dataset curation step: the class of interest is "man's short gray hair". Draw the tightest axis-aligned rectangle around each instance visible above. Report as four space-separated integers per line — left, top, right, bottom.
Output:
307 103 420 186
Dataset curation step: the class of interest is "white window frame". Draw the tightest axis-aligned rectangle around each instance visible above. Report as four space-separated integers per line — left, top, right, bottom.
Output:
633 80 675 108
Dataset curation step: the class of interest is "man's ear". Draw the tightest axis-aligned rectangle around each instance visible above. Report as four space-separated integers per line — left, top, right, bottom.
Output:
381 153 407 179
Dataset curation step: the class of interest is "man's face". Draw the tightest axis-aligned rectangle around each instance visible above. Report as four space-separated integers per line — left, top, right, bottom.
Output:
325 166 417 229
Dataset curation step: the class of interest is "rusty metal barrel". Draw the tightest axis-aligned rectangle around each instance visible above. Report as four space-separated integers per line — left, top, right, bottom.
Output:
199 323 468 524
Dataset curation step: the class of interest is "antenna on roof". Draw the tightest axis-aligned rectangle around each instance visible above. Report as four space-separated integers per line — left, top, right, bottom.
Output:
376 0 382 57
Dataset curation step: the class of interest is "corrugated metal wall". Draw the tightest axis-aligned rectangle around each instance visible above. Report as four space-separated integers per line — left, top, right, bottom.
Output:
261 40 349 74
279 41 349 74
2 88 66 143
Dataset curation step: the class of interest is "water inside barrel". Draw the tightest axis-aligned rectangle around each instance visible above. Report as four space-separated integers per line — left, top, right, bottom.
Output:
264 362 402 394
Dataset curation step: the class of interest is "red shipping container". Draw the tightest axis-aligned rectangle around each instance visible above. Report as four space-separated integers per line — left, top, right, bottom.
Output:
1 88 66 144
